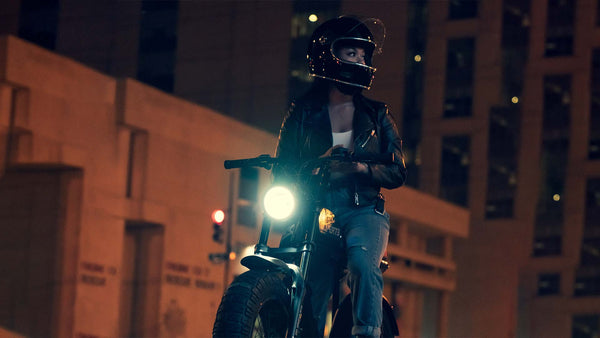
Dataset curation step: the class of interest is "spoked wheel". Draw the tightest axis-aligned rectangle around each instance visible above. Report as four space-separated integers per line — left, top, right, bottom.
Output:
213 270 290 338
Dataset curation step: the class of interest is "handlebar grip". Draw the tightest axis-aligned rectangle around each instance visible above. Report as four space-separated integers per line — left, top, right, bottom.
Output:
223 159 247 169
223 154 275 170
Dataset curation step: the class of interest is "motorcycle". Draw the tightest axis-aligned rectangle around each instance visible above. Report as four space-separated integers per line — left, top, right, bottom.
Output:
212 151 400 338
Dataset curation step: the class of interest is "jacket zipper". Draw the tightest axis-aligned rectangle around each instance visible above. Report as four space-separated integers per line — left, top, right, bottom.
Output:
355 129 375 206
360 130 375 148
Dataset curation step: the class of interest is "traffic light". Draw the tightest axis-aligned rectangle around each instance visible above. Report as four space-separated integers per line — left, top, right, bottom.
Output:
211 209 225 243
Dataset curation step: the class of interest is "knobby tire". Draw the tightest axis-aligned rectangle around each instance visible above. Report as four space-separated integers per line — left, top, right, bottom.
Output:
213 270 290 338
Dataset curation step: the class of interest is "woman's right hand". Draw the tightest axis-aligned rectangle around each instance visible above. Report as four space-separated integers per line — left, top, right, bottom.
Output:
320 144 345 158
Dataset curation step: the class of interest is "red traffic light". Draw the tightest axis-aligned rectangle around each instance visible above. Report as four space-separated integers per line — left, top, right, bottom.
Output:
211 209 225 224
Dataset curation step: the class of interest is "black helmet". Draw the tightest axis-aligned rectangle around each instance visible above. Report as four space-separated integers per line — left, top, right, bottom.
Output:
307 16 385 90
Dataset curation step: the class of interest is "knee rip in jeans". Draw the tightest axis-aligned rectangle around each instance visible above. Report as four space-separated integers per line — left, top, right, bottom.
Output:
347 244 368 252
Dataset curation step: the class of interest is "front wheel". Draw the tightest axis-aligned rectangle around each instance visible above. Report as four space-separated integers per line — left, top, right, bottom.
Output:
213 270 290 338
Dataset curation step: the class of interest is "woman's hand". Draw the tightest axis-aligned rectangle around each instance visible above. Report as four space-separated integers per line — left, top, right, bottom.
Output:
320 144 345 158
319 145 369 180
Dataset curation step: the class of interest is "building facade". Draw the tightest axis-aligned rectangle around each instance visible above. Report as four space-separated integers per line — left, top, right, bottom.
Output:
0 34 278 337
0 0 293 134
416 1 600 338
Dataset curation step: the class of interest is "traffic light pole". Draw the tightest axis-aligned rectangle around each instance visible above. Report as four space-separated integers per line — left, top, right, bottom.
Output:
223 172 235 291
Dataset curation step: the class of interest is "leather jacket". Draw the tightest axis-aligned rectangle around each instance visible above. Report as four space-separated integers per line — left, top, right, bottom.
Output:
274 92 407 207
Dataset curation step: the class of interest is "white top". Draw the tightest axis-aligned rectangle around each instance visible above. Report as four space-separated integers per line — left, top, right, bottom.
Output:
332 130 354 150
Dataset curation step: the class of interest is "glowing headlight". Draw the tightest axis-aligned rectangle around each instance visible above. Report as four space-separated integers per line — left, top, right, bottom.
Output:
263 186 295 220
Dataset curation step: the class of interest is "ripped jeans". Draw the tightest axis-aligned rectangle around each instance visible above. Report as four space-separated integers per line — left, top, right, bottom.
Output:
305 204 390 337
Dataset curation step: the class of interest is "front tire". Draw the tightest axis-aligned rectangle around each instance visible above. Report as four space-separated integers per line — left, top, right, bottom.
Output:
213 270 290 338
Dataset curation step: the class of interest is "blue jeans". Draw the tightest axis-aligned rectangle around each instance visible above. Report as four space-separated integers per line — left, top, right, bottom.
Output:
305 204 390 337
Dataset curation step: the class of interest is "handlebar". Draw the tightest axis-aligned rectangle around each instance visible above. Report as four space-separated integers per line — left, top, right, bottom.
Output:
223 152 397 170
224 154 277 170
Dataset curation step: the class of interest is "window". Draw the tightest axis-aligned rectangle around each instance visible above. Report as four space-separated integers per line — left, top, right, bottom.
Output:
449 0 479 20
485 0 530 219
542 75 571 131
582 179 600 265
501 0 531 100
597 0 600 26
444 38 475 118
502 0 531 50
485 106 519 219
544 0 576 57
237 167 259 228
402 0 428 188
574 179 600 296
18 0 60 50
572 315 600 338
580 238 600 266
440 135 470 206
537 273 560 295
533 75 571 257
590 49 600 159
137 0 179 92
533 139 568 256
574 273 600 296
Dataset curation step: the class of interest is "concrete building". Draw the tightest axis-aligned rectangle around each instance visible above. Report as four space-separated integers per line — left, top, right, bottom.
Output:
0 35 468 337
0 0 293 134
0 34 277 337
416 1 600 338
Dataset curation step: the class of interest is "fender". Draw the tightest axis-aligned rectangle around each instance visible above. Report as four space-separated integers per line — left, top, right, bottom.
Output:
329 294 400 337
241 254 289 271
241 254 304 292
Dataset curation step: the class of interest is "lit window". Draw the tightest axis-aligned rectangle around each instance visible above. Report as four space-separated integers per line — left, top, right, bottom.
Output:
537 273 560 296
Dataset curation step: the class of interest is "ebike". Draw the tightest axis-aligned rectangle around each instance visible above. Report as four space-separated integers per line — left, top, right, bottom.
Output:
212 151 399 338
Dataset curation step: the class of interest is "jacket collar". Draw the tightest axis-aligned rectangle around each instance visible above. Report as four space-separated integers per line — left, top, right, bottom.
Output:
353 95 377 138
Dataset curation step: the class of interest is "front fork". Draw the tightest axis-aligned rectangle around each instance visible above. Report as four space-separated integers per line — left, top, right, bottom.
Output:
288 207 321 338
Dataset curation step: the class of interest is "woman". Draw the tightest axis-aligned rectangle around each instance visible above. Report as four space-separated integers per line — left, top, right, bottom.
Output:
274 16 407 337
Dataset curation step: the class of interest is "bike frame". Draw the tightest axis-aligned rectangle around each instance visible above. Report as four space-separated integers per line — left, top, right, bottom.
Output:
225 152 397 337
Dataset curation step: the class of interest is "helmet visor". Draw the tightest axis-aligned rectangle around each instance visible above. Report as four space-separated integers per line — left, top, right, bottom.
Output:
360 17 386 55
331 38 376 67
330 17 385 67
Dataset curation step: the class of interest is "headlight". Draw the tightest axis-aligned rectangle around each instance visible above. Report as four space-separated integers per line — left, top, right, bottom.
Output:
263 186 295 220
